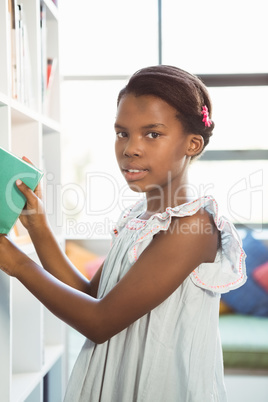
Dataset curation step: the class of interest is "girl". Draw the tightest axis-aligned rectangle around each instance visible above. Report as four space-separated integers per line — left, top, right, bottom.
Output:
0 65 246 401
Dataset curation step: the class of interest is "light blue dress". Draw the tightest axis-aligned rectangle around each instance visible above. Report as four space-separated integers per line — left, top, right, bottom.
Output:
64 196 246 402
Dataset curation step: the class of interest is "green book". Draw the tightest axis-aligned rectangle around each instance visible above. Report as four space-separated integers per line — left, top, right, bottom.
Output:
0 147 43 234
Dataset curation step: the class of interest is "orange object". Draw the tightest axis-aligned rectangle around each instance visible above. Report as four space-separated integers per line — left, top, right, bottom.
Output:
65 240 98 279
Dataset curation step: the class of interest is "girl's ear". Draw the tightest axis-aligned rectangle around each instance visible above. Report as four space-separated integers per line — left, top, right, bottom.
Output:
186 134 204 157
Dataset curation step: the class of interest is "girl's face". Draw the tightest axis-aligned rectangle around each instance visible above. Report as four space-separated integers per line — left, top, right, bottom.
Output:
114 94 199 196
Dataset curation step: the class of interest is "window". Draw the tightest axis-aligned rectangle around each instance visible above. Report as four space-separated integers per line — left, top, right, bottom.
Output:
60 0 268 238
162 0 268 74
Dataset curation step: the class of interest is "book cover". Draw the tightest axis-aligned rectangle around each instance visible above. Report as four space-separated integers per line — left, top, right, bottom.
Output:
0 147 43 234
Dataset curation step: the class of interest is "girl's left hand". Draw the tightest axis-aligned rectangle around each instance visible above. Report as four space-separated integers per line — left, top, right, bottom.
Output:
0 234 32 277
16 157 48 234
16 179 48 233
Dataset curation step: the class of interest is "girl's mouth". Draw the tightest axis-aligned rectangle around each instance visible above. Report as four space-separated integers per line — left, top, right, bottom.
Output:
123 169 148 182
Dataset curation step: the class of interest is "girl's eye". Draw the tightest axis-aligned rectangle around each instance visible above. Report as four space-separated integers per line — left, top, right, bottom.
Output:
116 132 128 138
147 132 160 139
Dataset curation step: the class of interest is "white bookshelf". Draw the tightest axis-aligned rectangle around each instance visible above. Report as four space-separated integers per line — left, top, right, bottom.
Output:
0 1 66 401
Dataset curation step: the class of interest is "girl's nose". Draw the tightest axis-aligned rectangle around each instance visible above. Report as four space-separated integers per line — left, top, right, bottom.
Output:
123 137 142 157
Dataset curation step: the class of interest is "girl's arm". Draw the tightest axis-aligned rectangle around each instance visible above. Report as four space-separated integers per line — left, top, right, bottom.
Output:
0 197 218 344
0 235 102 339
15 178 103 298
28 223 104 298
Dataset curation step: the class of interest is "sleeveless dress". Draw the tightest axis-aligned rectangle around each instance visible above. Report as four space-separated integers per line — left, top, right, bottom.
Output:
64 195 246 402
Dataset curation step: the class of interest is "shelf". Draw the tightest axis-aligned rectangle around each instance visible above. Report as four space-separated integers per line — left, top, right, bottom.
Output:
10 101 39 124
11 346 64 402
0 92 8 106
12 372 41 402
43 0 59 21
11 345 63 402
41 114 61 133
10 108 61 134
0 0 65 400
0 0 8 96
42 345 64 376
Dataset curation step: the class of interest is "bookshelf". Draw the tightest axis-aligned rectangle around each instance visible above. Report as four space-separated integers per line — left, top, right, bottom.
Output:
0 1 66 401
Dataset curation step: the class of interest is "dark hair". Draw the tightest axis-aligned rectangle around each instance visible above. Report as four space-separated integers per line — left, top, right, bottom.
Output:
117 65 214 158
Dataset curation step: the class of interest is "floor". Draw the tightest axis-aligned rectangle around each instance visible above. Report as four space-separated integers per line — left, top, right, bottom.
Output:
67 327 268 401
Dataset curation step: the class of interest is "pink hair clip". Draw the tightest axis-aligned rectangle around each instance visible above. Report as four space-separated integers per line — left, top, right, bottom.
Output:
201 106 212 128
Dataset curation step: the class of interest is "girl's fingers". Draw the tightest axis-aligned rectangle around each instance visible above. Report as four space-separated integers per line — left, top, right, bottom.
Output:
34 182 43 199
16 179 36 203
20 157 43 199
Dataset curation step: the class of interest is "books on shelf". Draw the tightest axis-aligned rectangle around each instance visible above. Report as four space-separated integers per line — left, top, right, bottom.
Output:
47 57 57 89
8 0 32 106
40 3 58 116
43 56 58 115
40 2 47 104
0 147 43 235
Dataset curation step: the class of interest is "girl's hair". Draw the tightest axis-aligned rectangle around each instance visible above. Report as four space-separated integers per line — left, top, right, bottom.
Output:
117 65 214 158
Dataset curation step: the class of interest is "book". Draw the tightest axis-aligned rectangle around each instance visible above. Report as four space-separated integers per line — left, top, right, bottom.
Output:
43 57 58 116
0 147 43 234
